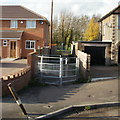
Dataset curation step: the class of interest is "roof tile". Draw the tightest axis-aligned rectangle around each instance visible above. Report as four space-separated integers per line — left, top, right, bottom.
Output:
0 30 23 39
0 6 46 19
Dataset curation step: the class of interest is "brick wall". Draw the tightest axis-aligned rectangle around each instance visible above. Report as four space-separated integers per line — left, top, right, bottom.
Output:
1 66 31 96
77 50 91 80
27 52 37 77
2 45 8 58
72 42 91 81
1 51 39 96
0 20 49 58
0 39 22 58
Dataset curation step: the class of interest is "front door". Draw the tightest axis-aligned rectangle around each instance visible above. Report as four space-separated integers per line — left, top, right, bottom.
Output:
10 41 16 58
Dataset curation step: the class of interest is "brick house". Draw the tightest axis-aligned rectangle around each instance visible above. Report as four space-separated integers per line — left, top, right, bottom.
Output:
75 5 120 65
0 6 49 58
99 5 120 64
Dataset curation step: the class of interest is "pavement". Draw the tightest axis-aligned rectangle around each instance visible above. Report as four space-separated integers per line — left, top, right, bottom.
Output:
0 59 27 76
91 66 119 78
1 78 119 119
60 106 120 120
0 60 119 119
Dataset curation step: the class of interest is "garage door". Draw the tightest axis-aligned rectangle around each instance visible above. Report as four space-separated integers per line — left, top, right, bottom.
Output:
84 46 105 65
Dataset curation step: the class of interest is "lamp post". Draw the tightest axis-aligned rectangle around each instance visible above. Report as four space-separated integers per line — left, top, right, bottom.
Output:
50 0 53 55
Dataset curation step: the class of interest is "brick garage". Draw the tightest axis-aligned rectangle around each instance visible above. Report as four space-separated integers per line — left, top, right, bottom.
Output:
78 41 111 65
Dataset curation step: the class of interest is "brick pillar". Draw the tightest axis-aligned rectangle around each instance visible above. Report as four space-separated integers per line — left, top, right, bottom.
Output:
27 52 36 77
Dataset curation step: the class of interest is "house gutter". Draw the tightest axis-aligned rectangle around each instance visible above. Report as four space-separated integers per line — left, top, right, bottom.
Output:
0 18 46 20
0 38 21 40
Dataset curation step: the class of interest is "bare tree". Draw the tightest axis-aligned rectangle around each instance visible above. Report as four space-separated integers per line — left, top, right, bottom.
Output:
53 10 90 49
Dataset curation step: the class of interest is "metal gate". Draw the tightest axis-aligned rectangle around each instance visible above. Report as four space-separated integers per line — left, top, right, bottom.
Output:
37 56 78 85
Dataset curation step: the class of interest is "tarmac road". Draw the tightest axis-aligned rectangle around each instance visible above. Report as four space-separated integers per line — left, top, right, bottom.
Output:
1 78 119 119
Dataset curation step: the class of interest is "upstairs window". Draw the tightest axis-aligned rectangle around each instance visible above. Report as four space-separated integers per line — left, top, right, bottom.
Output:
26 20 36 28
10 20 18 28
26 40 35 49
3 40 7 46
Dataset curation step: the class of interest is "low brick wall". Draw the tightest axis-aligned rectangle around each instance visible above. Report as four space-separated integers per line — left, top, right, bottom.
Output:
72 42 91 81
1 66 31 96
77 50 90 71
77 50 91 80
1 52 38 96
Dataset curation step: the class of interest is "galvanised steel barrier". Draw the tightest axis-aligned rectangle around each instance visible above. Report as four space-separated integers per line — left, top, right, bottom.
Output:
37 56 79 85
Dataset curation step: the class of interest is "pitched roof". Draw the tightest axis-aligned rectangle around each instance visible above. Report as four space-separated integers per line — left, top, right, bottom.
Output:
0 5 47 20
0 30 23 39
98 5 120 22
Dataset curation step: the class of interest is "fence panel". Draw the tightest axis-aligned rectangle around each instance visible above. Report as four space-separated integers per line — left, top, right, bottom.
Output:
37 56 78 85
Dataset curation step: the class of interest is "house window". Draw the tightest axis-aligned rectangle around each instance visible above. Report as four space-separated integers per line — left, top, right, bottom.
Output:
26 20 36 28
3 40 7 46
26 40 35 49
10 20 18 28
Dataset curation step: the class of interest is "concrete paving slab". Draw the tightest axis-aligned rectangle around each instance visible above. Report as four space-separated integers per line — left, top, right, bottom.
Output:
1 58 17 62
91 66 119 78
0 59 27 76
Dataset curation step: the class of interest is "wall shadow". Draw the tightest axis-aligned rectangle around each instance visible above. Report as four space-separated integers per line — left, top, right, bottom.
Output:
2 83 85 104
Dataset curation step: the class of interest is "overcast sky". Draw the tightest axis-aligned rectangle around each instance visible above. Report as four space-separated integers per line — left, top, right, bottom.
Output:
0 0 120 20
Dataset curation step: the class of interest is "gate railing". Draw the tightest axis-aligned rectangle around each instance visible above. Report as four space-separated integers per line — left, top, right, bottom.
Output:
37 56 78 85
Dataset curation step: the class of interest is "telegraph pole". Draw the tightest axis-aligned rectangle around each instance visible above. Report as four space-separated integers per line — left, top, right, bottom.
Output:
50 0 53 55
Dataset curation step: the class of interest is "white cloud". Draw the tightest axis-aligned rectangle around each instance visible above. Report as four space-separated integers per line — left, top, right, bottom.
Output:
71 4 80 15
0 0 120 20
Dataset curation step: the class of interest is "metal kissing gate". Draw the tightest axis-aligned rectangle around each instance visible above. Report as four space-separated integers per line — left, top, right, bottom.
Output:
37 56 78 85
